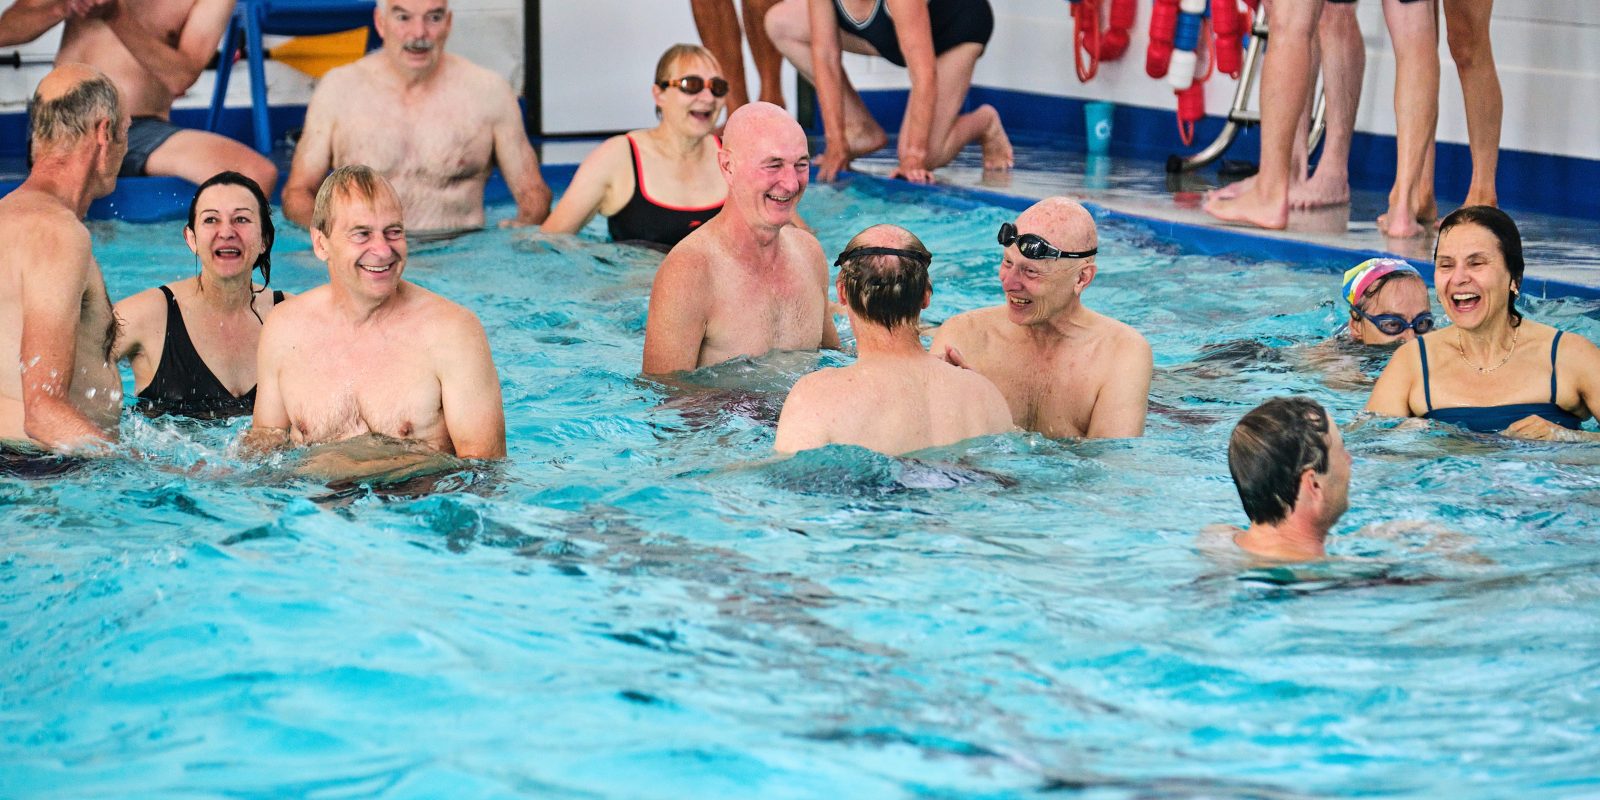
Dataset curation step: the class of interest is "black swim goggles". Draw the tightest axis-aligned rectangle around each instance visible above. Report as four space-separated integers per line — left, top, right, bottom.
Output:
833 246 932 268
998 222 1096 261
1353 306 1435 336
657 75 732 98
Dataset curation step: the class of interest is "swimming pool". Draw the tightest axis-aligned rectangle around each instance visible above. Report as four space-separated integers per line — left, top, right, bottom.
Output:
4 177 1599 797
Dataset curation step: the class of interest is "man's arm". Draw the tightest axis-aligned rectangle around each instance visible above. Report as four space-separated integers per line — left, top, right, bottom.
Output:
19 223 112 451
437 309 506 459
490 79 552 227
0 0 78 48
884 0 938 182
102 0 234 99
243 310 291 453
1085 332 1151 438
281 75 340 229
641 252 711 375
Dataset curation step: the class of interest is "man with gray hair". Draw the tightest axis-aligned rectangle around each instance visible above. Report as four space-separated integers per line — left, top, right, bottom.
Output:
247 165 506 479
0 64 128 454
774 224 1012 455
282 0 551 233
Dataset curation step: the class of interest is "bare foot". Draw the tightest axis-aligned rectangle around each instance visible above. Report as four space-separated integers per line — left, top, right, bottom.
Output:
1212 174 1255 201
1203 187 1289 229
1289 169 1350 209
1378 208 1425 238
1414 195 1437 226
978 106 1013 170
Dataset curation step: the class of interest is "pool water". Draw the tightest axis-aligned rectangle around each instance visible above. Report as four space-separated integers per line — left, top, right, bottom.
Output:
4 178 1600 798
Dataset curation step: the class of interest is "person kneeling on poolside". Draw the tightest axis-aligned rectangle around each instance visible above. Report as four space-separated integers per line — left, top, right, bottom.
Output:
642 102 839 374
1367 206 1600 440
1343 258 1433 346
114 172 290 419
541 43 727 251
246 166 506 479
774 225 1012 455
930 197 1151 438
1218 396 1351 562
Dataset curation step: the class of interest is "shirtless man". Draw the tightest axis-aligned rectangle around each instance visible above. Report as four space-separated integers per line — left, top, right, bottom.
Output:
0 65 127 453
247 165 505 474
0 0 277 194
1212 396 1351 561
931 197 1151 439
642 102 839 374
775 225 1011 455
281 0 551 233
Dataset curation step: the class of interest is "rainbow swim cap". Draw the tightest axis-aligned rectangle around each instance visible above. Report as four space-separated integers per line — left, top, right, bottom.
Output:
1342 258 1421 306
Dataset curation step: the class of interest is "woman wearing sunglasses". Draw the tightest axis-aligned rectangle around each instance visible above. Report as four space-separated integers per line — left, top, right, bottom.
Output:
1367 206 1600 439
541 44 727 251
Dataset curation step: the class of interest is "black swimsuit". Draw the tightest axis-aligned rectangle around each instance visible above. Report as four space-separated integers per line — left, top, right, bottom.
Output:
607 134 723 250
135 285 283 419
832 0 995 68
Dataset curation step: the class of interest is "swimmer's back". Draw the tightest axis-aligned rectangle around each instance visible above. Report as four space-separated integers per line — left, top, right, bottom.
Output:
778 356 1012 455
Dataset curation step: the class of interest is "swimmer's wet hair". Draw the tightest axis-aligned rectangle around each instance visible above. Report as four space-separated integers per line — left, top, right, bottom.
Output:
1228 396 1331 526
312 164 394 235
1438 205 1526 328
835 227 932 331
28 72 121 153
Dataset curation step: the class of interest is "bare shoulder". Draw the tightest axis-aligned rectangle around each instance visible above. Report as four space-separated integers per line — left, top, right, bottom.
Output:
113 286 168 328
781 225 827 271
584 133 634 169
261 285 327 339
935 306 1005 343
403 283 488 340
313 58 370 98
1098 311 1151 353
656 233 714 281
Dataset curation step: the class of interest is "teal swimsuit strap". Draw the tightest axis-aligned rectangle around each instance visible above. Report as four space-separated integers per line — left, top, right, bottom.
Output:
1550 330 1564 403
1417 335 1434 413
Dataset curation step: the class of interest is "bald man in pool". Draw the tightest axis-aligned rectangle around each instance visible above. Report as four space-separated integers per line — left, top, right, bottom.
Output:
246 165 505 479
642 102 840 375
930 197 1151 438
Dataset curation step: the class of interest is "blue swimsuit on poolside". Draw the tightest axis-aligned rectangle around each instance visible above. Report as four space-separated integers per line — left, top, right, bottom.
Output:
1418 330 1584 433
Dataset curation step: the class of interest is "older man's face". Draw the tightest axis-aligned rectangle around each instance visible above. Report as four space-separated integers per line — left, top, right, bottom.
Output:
724 122 809 230
379 0 451 75
314 188 409 305
997 218 1091 326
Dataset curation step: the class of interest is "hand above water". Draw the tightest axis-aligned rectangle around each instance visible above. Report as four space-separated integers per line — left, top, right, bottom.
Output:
939 345 969 369
1504 414 1594 442
890 156 933 184
816 148 851 183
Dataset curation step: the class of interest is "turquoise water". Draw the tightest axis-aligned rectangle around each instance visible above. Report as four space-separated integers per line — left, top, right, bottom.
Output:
4 178 1600 798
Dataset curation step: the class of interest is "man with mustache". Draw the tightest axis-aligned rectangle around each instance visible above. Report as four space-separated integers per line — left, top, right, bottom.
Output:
247 165 506 478
282 0 551 234
642 102 839 374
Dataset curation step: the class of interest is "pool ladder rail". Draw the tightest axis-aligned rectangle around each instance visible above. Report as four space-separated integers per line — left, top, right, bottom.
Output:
1166 2 1327 174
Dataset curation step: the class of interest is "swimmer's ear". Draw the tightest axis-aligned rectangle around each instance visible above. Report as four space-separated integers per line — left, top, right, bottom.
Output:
310 226 330 261
921 284 931 309
1075 260 1097 293
183 225 199 256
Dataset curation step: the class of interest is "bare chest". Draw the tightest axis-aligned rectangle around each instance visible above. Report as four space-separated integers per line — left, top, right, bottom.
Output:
278 333 444 444
979 342 1100 436
331 93 495 183
703 263 823 356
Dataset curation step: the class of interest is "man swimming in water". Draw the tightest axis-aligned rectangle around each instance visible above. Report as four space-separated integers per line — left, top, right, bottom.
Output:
642 102 840 374
774 225 1012 455
1215 396 1351 561
247 165 506 476
0 65 127 453
931 197 1151 438
0 0 277 194
281 0 551 233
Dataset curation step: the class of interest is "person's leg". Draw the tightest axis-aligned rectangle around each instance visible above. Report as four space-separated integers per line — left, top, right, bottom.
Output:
1295 0 1362 208
741 0 787 107
691 0 752 112
1378 0 1438 237
913 42 1011 170
1214 0 1324 203
1443 0 1499 206
142 129 279 195
1203 0 1322 229
765 0 886 155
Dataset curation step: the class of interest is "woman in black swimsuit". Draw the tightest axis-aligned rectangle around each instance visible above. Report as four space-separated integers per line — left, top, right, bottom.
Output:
1367 206 1600 439
765 0 1013 182
540 44 727 251
113 172 290 419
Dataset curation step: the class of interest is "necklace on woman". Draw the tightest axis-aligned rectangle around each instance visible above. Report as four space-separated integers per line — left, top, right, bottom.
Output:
1454 326 1520 373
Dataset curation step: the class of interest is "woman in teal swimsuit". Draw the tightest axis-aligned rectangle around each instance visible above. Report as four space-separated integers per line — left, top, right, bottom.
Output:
1367 206 1600 439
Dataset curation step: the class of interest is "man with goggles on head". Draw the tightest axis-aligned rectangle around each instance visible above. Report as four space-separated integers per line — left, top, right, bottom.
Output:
282 0 553 234
775 225 1012 455
1342 258 1434 346
643 103 840 375
931 197 1152 439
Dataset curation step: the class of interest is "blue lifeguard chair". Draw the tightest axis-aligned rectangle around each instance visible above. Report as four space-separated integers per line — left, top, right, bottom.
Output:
205 0 380 154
